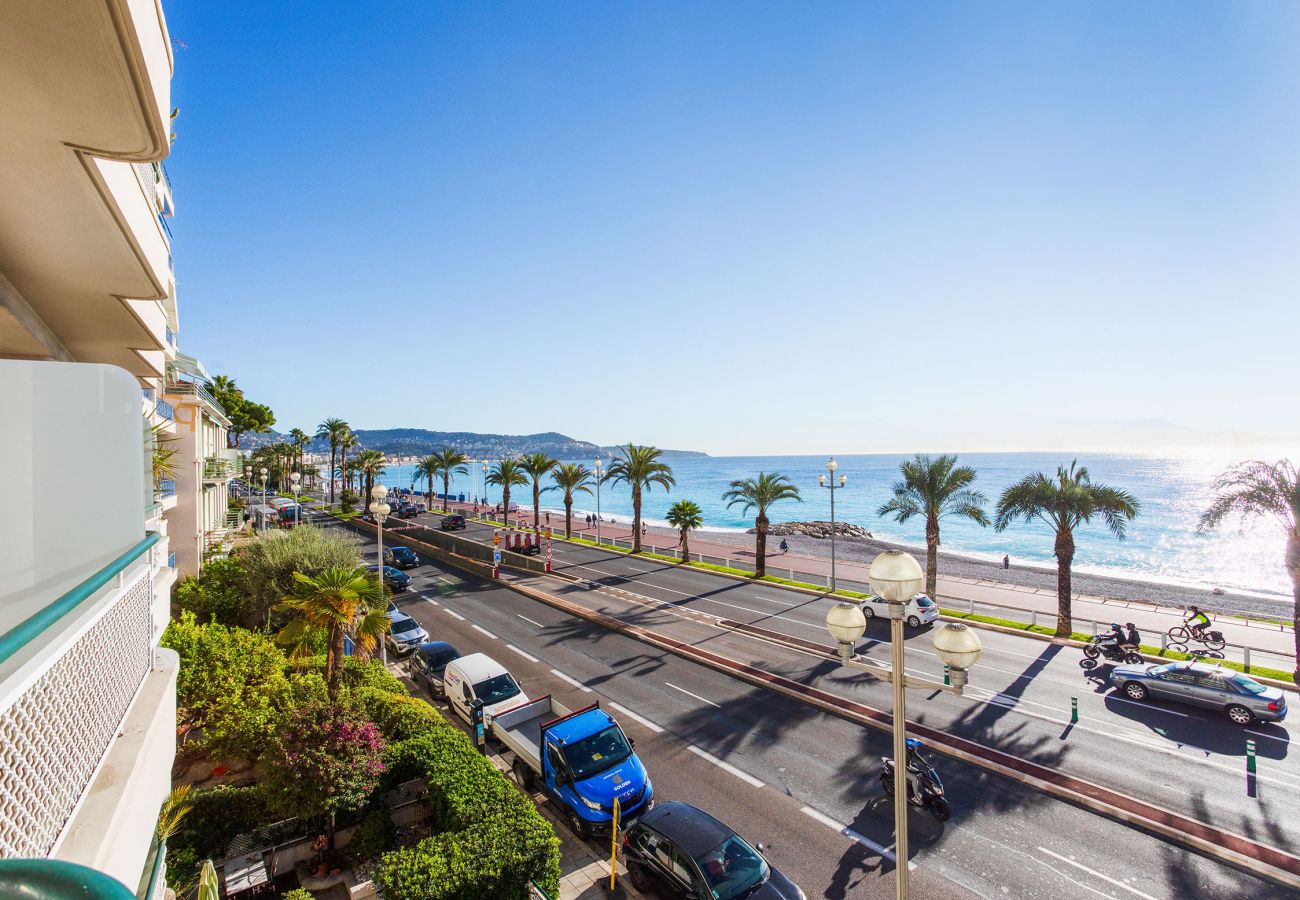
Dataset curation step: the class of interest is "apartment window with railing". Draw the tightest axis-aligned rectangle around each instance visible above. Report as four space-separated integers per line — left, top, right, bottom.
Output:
154 398 174 421
157 479 176 499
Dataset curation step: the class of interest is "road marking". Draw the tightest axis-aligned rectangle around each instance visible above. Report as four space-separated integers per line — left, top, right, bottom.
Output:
608 701 665 734
665 682 721 708
799 806 916 868
1036 847 1157 899
686 746 764 788
471 624 498 639
506 644 540 663
550 669 594 692
443 609 465 621
423 597 440 606
517 614 545 628
1105 696 1188 717
1245 728 1290 744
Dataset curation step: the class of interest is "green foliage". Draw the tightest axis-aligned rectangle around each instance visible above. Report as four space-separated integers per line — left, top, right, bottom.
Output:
347 808 397 866
344 657 409 694
167 784 270 890
283 891 316 900
341 489 360 513
357 688 444 742
237 525 362 628
262 701 386 822
175 556 247 625
208 375 275 448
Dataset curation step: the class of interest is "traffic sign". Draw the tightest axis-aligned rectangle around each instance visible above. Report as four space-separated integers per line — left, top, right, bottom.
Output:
493 549 502 565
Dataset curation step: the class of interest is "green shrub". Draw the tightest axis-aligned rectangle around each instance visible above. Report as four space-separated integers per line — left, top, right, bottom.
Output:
347 808 397 865
175 557 248 625
167 785 270 889
358 688 443 742
342 657 409 695
283 890 315 900
341 489 360 513
237 526 363 628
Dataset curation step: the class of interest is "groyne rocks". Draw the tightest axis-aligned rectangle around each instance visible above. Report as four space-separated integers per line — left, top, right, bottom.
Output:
750 521 874 539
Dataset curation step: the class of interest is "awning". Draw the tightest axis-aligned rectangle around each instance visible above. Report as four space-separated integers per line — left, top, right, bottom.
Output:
170 351 210 382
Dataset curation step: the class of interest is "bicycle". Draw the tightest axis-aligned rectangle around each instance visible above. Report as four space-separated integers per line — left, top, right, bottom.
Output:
1166 623 1226 652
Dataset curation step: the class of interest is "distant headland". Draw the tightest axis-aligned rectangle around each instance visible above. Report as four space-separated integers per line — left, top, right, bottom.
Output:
241 428 708 460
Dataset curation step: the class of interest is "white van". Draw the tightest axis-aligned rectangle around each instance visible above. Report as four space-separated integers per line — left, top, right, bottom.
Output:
443 652 529 724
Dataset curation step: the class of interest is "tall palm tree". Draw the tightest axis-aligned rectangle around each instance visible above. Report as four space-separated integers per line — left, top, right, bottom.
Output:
605 444 676 553
338 430 359 495
317 418 349 504
877 454 990 599
722 472 801 578
519 452 558 530
551 463 594 538
356 449 387 506
995 461 1140 638
289 428 310 478
414 455 440 511
665 500 703 562
276 566 389 701
432 447 470 513
486 458 528 526
1199 459 1299 681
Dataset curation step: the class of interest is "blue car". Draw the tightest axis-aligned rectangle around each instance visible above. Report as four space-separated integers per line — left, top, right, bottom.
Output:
366 564 411 592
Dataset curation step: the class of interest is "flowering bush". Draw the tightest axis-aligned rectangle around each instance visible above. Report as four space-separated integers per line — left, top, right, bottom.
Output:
263 702 385 829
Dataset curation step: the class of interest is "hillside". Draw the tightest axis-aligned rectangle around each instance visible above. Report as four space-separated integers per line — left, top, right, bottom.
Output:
242 428 707 459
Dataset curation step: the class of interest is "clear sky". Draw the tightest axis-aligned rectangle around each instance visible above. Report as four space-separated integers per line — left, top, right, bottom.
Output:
166 1 1299 456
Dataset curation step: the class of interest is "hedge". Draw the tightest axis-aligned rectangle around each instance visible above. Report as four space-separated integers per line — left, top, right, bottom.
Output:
167 785 271 889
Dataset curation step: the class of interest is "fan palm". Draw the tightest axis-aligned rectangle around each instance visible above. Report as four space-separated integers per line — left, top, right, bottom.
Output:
414 455 440 511
487 458 529 526
519 452 558 530
338 430 358 492
877 454 990 598
316 418 350 504
356 449 387 506
276 566 389 701
995 461 1140 637
722 473 801 578
605 444 676 553
1199 460 1299 681
433 447 470 513
665 500 704 562
551 463 594 538
289 428 310 478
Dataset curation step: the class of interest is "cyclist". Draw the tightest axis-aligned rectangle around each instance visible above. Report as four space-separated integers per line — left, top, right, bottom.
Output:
1184 606 1211 640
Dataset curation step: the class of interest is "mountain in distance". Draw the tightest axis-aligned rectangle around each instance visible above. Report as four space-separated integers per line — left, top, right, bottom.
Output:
599 445 709 458
242 428 708 460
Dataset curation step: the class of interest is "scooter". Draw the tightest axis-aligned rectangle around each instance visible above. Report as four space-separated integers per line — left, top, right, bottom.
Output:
881 756 950 822
1083 635 1142 664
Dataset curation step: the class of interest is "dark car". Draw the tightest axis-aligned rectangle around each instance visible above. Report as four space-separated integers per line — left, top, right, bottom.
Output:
384 546 420 569
623 801 804 900
409 641 462 697
440 514 466 531
398 504 419 519
366 564 411 592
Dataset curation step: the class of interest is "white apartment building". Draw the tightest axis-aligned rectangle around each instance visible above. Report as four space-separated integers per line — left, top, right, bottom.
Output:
0 1 188 896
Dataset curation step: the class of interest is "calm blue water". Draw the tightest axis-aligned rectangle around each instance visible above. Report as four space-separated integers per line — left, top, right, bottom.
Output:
377 453 1292 596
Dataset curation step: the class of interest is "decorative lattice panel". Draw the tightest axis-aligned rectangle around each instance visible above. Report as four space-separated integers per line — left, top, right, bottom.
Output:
0 570 154 858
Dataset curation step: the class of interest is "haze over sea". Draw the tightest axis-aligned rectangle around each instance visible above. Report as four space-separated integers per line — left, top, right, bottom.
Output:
377 452 1293 598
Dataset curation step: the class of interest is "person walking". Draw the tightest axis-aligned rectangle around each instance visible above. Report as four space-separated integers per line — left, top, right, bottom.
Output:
545 511 551 527
1002 554 1010 569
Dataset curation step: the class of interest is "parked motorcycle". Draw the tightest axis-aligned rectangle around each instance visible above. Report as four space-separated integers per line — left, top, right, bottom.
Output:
1083 635 1142 664
881 753 950 822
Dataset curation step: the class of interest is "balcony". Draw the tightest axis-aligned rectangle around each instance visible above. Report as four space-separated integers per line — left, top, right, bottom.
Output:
203 457 234 482
156 479 175 499
164 380 226 418
154 398 174 422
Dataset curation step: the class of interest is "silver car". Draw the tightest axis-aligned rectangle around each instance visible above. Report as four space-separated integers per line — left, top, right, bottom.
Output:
1109 660 1287 725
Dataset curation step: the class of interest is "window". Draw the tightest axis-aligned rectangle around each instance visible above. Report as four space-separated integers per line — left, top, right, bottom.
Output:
563 725 634 780
462 682 473 702
651 838 693 885
472 673 521 705
1161 672 1197 685
1231 675 1268 695
546 745 565 779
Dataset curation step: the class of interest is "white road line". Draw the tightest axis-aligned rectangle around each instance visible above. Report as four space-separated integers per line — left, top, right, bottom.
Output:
1037 847 1157 900
424 597 440 606
550 669 594 693
608 701 665 734
506 644 541 663
665 682 721 708
1245 728 1290 744
517 614 545 628
443 609 465 621
799 806 916 869
471 624 498 639
686 746 765 788
1105 696 1188 717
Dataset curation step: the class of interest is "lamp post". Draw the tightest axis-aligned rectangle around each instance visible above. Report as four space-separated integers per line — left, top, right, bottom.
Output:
370 484 392 666
259 467 268 524
825 550 982 900
593 457 605 545
291 472 301 527
817 457 847 592
481 461 489 516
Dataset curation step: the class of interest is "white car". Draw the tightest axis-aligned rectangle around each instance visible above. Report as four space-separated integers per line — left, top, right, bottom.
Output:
861 593 940 628
442 653 529 724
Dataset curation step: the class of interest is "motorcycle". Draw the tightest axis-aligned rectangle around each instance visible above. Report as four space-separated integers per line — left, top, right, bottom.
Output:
1083 635 1142 664
881 756 950 822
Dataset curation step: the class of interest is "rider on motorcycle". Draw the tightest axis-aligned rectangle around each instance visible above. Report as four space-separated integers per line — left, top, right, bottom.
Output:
1121 622 1141 651
1184 606 1211 640
904 737 930 802
1099 623 1124 648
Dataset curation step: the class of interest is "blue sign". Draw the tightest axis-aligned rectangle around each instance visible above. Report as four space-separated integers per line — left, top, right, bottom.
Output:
493 549 502 565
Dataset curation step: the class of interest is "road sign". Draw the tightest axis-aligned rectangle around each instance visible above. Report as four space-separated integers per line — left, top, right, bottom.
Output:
493 549 502 565
493 530 500 546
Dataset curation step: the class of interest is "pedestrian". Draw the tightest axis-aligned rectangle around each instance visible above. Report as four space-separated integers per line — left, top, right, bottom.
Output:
641 521 647 538
1003 554 1010 570
586 514 591 528
545 511 551 527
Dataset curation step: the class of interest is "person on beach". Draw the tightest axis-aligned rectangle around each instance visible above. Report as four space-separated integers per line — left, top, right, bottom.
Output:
779 539 789 553
1002 554 1010 569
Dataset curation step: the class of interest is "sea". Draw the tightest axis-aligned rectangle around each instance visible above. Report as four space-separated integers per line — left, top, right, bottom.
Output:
374 452 1294 598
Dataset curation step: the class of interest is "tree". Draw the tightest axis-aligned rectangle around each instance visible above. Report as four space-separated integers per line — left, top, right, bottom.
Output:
414 455 440 511
995 461 1140 637
238 525 363 629
208 376 275 449
551 463 593 539
263 701 384 850
175 556 247 625
277 566 389 701
486 459 529 526
289 428 310 478
519 452 558 531
432 447 469 513
877 454 990 599
665 500 703 562
317 418 350 505
721 472 801 578
356 449 387 507
1199 460 1299 681
605 445 676 553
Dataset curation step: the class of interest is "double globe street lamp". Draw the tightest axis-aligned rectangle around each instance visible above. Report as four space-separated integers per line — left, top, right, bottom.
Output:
817 457 847 592
825 549 983 900
370 483 392 666
290 471 301 527
593 457 606 545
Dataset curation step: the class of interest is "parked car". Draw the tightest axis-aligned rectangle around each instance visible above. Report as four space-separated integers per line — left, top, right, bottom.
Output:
409 641 462 698
623 801 804 900
1109 660 1287 725
398 504 419 519
366 564 411 593
441 514 466 531
442 653 528 723
385 613 428 655
860 593 939 628
384 546 420 569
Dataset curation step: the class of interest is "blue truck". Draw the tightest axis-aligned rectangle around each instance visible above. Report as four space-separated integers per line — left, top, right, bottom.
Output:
489 695 653 837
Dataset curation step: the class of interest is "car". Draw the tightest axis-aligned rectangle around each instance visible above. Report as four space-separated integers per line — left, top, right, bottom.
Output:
442 653 529 724
1109 660 1288 725
385 613 428 655
623 801 805 900
409 641 462 698
384 546 420 569
366 564 411 592
440 514 466 531
860 593 939 628
398 504 419 519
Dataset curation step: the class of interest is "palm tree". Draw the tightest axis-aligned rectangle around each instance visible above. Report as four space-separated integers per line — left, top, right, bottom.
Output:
605 444 676 553
432 447 470 513
519 452 558 530
338 430 358 494
995 461 1140 638
414 455 440 511
722 472 801 578
665 500 703 562
877 454 990 598
317 418 349 504
486 458 528 526
289 428 310 478
551 463 594 538
276 566 389 701
1199 460 1299 681
356 449 386 506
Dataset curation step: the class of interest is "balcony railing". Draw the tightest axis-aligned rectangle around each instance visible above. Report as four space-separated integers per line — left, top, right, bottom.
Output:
165 379 225 417
154 397 174 421
203 457 234 481
164 326 175 348
156 479 175 499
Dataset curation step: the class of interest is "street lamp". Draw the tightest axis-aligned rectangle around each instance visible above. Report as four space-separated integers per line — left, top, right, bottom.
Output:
593 457 605 545
259 467 268 519
290 471 301 527
825 550 982 900
817 457 848 592
481 461 490 516
370 484 392 666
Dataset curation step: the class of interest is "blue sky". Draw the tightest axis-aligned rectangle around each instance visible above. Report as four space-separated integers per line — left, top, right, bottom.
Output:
166 1 1300 455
